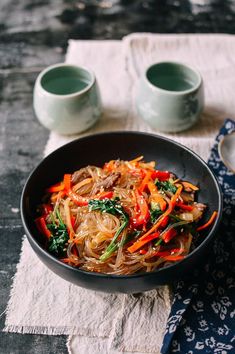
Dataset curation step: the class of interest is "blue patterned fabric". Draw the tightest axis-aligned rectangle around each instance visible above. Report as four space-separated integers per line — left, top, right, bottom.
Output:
161 119 235 354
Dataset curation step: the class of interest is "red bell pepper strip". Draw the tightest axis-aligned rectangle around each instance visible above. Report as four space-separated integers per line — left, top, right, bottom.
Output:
176 201 193 211
162 228 177 243
151 170 170 181
160 216 169 228
67 190 89 206
98 191 114 200
42 204 53 215
128 185 182 253
130 190 150 227
72 245 79 257
153 248 182 257
35 217 51 239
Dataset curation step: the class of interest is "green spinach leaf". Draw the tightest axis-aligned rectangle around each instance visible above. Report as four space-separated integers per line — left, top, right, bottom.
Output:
47 209 69 257
155 180 177 194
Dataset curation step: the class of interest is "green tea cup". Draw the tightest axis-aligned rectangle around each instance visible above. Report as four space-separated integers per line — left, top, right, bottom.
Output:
33 63 102 135
136 61 204 133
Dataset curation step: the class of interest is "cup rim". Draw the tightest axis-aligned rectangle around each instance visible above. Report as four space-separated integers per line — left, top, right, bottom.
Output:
35 63 96 98
144 61 203 95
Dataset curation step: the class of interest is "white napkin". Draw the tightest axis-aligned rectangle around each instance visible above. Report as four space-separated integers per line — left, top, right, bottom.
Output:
5 34 235 354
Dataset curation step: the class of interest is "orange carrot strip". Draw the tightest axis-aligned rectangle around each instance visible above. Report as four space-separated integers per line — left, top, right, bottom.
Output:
51 190 65 203
46 182 64 193
64 174 71 192
170 185 183 209
182 181 199 191
47 174 72 194
197 211 218 231
103 160 115 171
163 255 185 261
128 185 182 253
138 170 152 193
129 232 160 252
148 181 167 211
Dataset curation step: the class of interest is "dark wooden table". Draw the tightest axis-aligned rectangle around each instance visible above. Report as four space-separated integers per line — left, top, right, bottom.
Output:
1 1 235 353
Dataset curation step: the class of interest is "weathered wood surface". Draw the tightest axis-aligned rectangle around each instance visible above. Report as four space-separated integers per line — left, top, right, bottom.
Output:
1 1 235 353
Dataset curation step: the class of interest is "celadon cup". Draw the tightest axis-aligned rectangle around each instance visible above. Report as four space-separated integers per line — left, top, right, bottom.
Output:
33 63 102 135
136 61 204 133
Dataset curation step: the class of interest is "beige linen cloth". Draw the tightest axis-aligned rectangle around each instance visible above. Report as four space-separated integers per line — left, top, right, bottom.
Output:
4 34 235 354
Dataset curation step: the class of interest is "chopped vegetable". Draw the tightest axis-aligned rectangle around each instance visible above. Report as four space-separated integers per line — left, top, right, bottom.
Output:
128 232 161 254
46 182 64 193
148 181 167 211
46 210 69 256
163 255 185 261
176 201 194 211
63 174 71 192
155 180 177 194
35 217 51 239
197 211 218 231
162 228 177 243
150 208 163 223
127 185 182 253
182 181 199 191
41 204 53 215
151 170 170 181
130 190 150 226
161 220 189 243
138 170 152 193
68 190 89 206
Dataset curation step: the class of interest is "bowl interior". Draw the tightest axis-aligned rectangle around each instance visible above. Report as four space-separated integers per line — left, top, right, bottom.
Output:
22 132 222 269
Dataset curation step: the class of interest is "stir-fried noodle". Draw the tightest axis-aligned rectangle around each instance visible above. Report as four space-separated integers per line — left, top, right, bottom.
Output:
35 157 217 275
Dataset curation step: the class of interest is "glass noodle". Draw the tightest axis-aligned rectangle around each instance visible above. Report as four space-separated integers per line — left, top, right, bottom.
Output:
35 157 217 275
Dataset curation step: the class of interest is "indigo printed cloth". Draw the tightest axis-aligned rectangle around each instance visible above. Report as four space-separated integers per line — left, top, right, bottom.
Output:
162 119 235 354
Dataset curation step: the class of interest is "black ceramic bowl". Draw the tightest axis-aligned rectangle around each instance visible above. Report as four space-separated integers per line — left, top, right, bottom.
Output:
21 132 222 293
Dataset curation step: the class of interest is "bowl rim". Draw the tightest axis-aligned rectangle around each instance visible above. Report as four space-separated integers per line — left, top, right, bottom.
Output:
21 131 223 279
144 61 203 95
35 63 96 99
